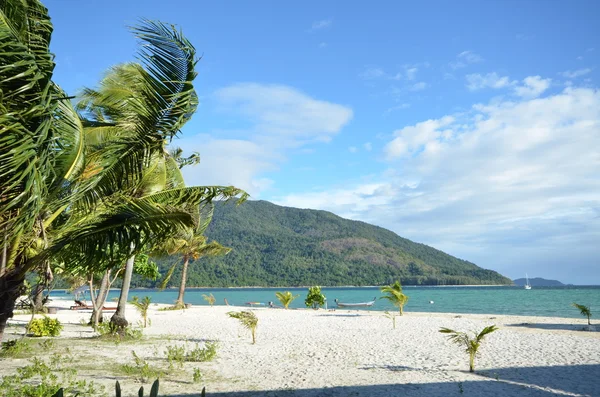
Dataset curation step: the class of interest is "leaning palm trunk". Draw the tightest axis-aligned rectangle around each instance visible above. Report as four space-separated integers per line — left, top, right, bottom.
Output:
175 254 190 308
111 254 135 330
91 270 111 328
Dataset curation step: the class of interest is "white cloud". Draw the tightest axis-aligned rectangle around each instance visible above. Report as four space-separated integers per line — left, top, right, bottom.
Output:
410 82 428 91
348 146 358 153
360 67 385 79
405 67 418 80
179 83 353 196
311 19 332 31
385 103 411 114
560 68 592 79
274 86 600 284
363 142 372 151
215 83 353 142
466 72 514 91
514 76 551 98
450 50 483 69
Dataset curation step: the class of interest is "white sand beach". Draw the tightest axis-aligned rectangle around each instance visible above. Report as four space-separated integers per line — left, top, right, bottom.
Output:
3 301 600 397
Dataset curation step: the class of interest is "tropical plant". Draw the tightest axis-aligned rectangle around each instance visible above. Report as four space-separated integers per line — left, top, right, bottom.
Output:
275 291 299 309
439 325 499 372
572 303 592 325
380 280 409 315
131 296 152 328
305 286 326 309
156 215 231 309
202 293 216 307
383 311 397 329
27 316 63 337
227 311 258 344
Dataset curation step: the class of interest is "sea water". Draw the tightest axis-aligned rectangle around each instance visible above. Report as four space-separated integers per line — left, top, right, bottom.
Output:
51 286 600 319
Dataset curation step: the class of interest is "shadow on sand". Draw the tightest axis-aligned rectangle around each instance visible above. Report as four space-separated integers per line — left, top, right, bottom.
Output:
149 364 600 397
507 322 598 332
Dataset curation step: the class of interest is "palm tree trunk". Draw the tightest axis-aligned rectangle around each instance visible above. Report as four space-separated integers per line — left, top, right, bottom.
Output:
0 228 7 277
0 268 26 343
469 352 475 372
175 254 190 308
91 270 111 328
110 254 135 331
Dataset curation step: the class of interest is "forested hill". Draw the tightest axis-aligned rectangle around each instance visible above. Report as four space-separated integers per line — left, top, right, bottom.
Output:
149 200 512 288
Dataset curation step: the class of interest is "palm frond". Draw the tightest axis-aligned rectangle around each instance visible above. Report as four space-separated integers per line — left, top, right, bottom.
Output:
227 311 258 330
158 263 177 290
32 199 196 275
476 325 499 342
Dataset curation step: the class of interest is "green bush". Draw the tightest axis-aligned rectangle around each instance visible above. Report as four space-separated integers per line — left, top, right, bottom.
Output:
28 316 63 337
305 286 326 309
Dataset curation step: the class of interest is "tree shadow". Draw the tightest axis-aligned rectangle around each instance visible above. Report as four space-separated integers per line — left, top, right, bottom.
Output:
477 364 600 396
317 314 363 317
162 379 563 396
506 322 598 332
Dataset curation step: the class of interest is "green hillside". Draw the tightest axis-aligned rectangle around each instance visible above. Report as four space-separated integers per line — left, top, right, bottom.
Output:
142 200 511 288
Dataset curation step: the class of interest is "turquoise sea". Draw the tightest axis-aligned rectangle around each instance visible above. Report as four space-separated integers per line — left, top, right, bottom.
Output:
51 286 600 319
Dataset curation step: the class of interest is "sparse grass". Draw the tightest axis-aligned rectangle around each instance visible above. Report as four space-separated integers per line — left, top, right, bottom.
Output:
165 342 219 369
192 368 203 383
119 351 164 383
95 321 143 342
0 339 32 358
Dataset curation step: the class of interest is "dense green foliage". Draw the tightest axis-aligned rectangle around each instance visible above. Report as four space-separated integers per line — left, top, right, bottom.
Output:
27 317 63 337
305 286 326 309
145 200 511 287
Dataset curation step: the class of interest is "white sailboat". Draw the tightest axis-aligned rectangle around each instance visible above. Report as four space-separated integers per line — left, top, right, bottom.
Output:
524 273 532 290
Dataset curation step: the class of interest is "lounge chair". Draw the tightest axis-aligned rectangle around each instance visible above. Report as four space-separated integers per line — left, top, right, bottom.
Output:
70 300 117 311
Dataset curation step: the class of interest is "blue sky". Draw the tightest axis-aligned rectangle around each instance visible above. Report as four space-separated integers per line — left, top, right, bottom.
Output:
46 1 599 284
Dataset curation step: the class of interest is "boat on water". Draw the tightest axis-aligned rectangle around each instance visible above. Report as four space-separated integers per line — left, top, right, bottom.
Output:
525 273 532 290
334 297 377 308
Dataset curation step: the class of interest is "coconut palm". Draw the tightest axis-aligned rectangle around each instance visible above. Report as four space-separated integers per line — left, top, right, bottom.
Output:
227 311 258 344
0 2 247 341
380 280 409 315
202 293 216 307
439 325 499 372
275 291 299 309
130 296 152 328
75 21 247 330
572 303 592 325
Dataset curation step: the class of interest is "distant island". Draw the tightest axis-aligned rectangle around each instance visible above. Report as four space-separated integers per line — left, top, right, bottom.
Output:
139 200 512 288
513 277 566 287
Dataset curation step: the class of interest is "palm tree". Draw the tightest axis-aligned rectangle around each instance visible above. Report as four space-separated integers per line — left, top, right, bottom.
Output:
380 280 409 315
202 293 216 307
0 2 247 341
572 303 592 325
130 296 152 328
275 291 299 309
228 311 258 344
156 217 231 309
76 22 247 330
439 325 499 372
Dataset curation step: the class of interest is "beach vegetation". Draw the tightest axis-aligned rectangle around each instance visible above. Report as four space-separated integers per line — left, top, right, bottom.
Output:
276 291 300 309
383 311 397 329
305 286 326 309
165 342 218 368
1 339 32 358
192 368 203 383
380 280 409 315
154 213 231 309
203 293 217 307
120 351 164 384
439 325 499 372
27 316 63 337
572 303 592 325
131 296 152 328
227 311 258 344
0 0 246 343
0 355 104 397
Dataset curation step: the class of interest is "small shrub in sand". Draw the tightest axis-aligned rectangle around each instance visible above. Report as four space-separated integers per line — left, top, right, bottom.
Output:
275 291 299 309
202 293 216 306
572 303 592 325
383 311 397 329
227 311 258 344
304 286 325 309
165 342 218 369
120 351 164 383
97 321 143 341
380 280 409 316
27 316 63 337
130 296 152 328
439 325 499 372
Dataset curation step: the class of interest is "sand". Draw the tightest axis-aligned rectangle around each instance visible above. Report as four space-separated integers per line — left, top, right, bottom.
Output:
2 300 600 397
